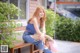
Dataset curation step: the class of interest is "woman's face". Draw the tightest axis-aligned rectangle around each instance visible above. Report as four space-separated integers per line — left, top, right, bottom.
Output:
39 9 44 18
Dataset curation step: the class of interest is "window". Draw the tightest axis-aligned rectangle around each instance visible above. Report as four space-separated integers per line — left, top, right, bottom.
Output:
10 0 27 19
47 0 55 9
42 0 46 7
20 0 26 19
0 0 8 2
10 0 18 6
10 0 18 19
77 0 80 2
38 0 47 8
47 0 52 9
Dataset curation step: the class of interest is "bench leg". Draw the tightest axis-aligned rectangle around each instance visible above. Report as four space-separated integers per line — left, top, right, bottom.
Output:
10 48 14 53
18 48 21 53
30 44 34 53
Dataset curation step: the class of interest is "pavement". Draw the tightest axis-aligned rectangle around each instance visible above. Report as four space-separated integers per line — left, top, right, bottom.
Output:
54 40 80 53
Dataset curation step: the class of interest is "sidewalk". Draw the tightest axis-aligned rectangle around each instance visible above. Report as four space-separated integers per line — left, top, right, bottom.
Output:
54 40 80 53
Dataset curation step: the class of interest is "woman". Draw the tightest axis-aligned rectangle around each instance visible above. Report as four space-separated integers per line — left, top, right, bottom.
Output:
22 6 53 53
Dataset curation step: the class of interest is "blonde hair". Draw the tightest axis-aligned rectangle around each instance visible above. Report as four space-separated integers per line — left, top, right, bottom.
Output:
28 6 46 28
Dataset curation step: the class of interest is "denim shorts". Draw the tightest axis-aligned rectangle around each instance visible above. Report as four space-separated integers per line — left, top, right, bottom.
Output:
22 31 52 53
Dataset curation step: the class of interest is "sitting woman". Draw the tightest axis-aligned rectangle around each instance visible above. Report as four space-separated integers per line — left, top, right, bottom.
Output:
22 6 54 53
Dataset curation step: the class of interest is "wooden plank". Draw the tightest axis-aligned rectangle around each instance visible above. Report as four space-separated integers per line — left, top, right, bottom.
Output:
33 49 40 53
12 43 32 49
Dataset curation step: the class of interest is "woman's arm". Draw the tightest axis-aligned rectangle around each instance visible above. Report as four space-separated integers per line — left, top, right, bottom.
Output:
45 35 54 41
32 18 42 35
42 21 46 34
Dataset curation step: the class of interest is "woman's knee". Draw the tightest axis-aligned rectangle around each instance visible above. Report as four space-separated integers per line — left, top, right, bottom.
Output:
23 35 36 43
35 40 45 50
39 49 43 53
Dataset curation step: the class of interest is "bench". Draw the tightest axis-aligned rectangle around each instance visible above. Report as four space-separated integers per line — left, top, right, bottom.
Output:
10 27 40 53
10 42 40 53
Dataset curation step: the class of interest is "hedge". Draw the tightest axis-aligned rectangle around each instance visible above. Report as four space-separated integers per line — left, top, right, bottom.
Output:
46 9 80 42
54 13 80 42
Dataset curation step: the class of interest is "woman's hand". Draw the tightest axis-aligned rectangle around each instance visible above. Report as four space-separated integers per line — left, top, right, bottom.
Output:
38 33 44 40
45 35 54 42
38 33 45 43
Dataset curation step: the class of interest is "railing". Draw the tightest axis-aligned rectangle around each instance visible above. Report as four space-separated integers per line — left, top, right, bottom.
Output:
56 0 80 2
56 2 80 4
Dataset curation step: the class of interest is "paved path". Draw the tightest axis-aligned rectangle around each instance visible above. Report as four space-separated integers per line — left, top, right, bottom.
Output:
54 40 80 53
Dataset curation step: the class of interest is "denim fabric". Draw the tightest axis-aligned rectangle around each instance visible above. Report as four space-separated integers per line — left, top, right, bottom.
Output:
44 48 52 53
22 31 52 53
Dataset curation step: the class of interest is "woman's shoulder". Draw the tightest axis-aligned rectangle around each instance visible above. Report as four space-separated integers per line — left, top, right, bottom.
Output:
30 18 37 24
32 17 37 21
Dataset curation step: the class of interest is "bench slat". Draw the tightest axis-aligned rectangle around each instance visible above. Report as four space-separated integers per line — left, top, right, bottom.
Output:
13 43 32 49
33 49 40 53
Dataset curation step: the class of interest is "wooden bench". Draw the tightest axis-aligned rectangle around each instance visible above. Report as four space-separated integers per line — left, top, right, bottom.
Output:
10 42 40 53
10 27 40 53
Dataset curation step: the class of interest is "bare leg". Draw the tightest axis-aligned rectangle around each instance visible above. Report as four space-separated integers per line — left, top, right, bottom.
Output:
39 50 43 53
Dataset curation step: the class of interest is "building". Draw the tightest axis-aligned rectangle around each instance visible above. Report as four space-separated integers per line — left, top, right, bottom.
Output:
56 0 80 17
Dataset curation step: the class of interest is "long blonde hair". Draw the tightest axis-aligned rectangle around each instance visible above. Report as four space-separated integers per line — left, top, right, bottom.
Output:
28 6 46 28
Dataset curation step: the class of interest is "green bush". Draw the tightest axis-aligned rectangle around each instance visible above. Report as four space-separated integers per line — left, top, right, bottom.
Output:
46 9 55 37
46 9 80 42
0 2 21 48
54 13 80 42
